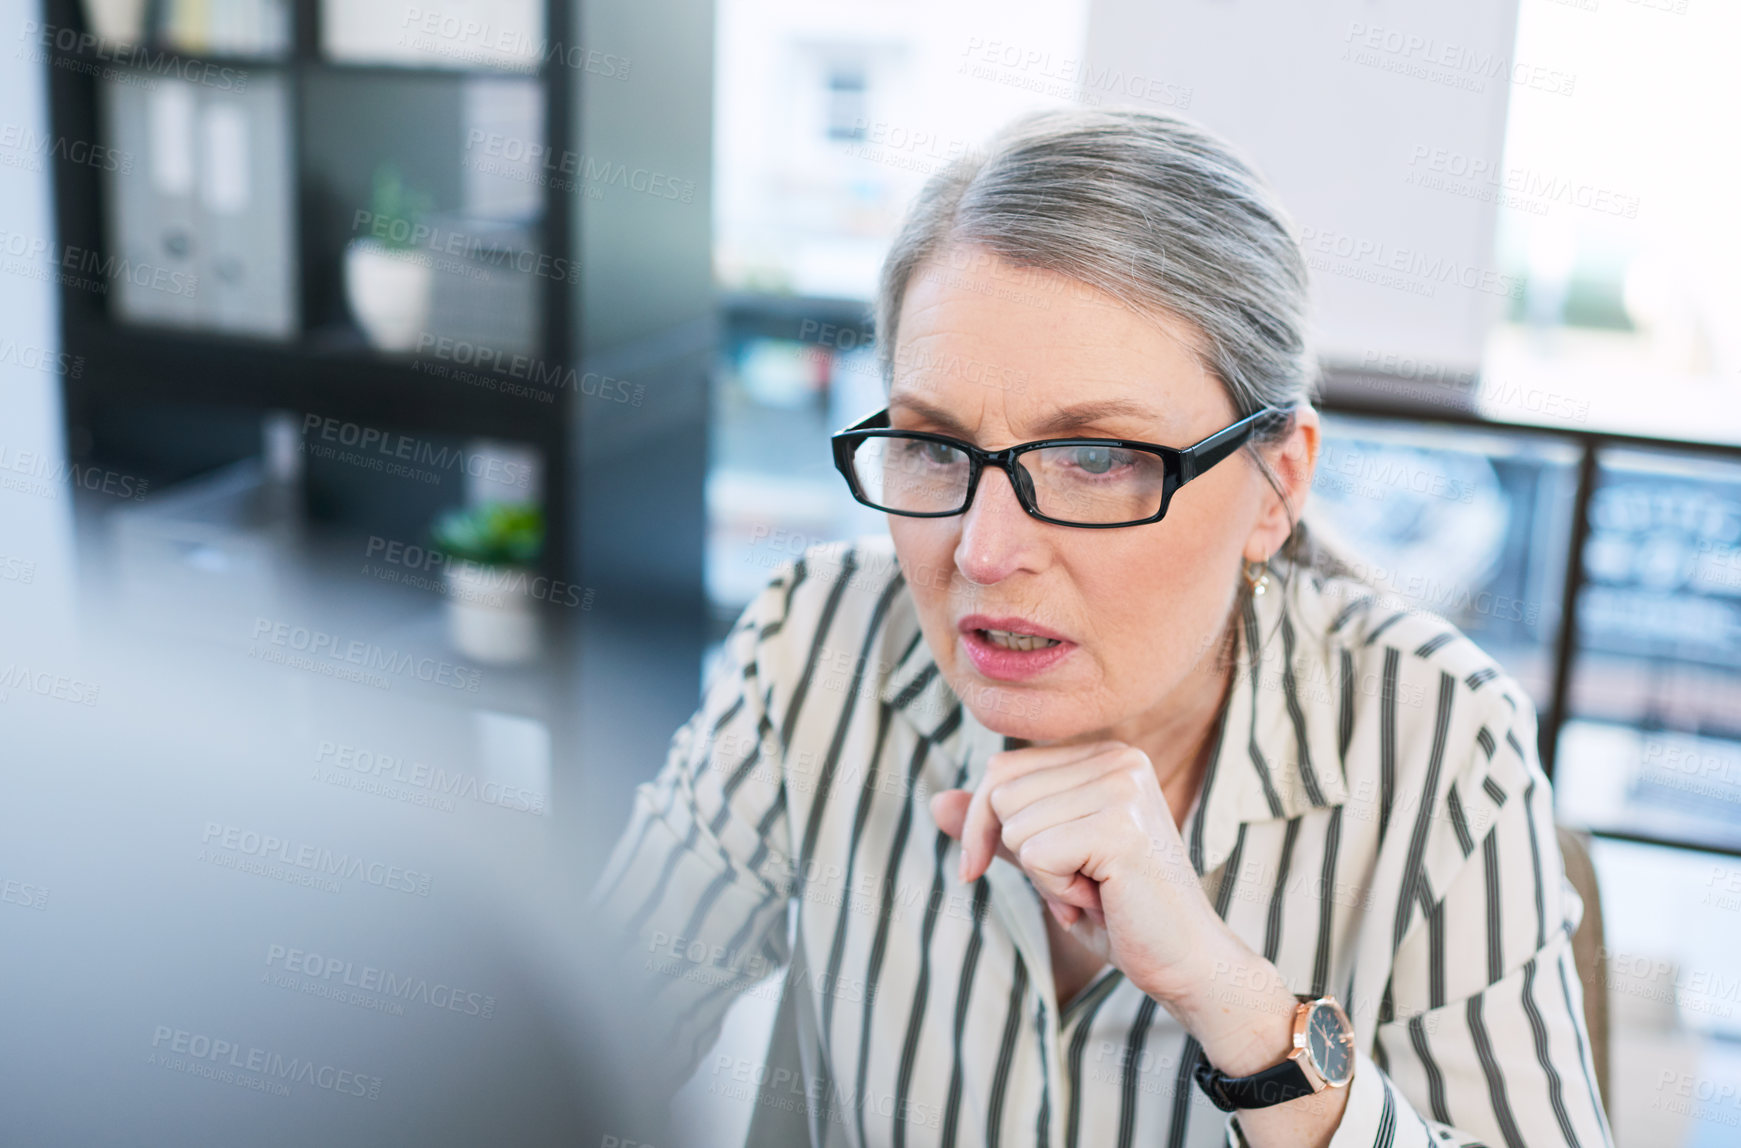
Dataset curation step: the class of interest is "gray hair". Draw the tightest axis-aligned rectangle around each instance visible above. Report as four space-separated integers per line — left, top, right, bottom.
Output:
873 104 1367 619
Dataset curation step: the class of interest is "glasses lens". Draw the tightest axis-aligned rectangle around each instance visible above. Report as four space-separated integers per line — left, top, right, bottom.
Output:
852 435 970 513
1024 444 1169 524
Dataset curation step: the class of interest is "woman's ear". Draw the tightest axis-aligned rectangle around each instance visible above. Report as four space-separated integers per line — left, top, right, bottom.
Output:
1244 406 1320 562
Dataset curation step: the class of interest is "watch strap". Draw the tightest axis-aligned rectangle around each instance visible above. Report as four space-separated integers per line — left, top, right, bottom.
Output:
1193 1050 1317 1111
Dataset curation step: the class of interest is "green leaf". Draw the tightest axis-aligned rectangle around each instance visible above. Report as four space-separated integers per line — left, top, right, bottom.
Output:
368 162 436 251
430 501 545 567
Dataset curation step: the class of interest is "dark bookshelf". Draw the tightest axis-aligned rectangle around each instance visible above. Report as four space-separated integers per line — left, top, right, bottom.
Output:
42 0 585 579
41 0 720 851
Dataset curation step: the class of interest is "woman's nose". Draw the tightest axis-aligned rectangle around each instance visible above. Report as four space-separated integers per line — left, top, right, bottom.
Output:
954 463 1042 583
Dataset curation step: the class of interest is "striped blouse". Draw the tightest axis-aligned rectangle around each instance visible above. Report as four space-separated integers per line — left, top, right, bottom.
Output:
586 533 1615 1148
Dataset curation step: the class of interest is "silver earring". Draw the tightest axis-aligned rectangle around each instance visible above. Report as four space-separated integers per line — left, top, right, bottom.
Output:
1243 558 1271 597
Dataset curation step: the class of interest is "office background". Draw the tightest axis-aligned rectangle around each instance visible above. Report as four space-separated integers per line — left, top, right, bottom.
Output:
1 1 1738 1145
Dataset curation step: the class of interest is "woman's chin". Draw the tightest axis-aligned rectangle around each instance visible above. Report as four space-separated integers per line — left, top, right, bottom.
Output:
943 659 1097 741
963 692 1088 745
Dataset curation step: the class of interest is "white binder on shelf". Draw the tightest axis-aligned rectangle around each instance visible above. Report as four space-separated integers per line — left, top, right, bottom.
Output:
102 73 204 328
100 66 297 339
156 0 292 57
79 0 149 46
320 0 543 71
197 72 297 338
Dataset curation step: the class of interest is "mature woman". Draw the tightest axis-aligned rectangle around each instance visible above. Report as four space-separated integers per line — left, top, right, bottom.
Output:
588 107 1611 1148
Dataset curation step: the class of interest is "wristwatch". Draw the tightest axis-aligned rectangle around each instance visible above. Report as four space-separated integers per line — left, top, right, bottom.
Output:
1193 994 1355 1111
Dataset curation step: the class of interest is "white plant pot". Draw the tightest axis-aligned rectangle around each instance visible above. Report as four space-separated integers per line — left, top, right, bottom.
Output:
444 561 541 665
344 238 433 353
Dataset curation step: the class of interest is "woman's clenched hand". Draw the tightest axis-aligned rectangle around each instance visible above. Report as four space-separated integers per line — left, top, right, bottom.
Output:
927 738 1229 1008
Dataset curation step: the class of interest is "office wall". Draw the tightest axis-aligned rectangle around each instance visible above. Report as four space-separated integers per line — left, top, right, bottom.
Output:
0 31 78 660
575 0 714 355
567 0 719 881
1083 0 1524 376
569 0 715 602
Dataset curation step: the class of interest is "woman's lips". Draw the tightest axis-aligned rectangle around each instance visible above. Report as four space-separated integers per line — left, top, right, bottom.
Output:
959 626 1076 682
957 614 1070 643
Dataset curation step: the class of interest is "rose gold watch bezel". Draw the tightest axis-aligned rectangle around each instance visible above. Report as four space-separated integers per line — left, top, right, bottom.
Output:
1288 995 1354 1091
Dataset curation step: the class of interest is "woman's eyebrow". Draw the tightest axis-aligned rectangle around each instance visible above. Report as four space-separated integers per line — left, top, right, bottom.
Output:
890 394 1163 439
1028 398 1162 436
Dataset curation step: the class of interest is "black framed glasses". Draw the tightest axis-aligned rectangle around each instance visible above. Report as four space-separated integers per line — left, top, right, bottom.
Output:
830 405 1291 528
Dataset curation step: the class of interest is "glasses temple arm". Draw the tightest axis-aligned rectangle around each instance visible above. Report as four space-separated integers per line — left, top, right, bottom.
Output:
1177 407 1290 484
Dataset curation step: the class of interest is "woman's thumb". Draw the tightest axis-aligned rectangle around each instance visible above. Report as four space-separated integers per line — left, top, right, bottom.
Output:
929 788 971 839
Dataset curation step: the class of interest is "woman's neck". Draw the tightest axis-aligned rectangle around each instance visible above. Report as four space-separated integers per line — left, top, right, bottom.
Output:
1152 625 1236 832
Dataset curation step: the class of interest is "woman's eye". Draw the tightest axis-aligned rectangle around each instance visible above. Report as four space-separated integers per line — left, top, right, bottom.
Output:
1068 447 1129 475
894 439 960 467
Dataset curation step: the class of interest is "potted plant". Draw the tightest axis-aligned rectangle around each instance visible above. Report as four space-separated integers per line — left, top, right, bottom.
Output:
344 163 436 352
430 501 545 664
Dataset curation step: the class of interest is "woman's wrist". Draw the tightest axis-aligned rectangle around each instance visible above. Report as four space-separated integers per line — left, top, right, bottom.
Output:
1146 925 1353 1147
1150 926 1302 1076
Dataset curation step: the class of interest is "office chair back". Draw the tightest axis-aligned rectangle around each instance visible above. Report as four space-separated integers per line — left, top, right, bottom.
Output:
1556 824 1611 1122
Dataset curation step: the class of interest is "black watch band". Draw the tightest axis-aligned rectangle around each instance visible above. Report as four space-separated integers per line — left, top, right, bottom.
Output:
1192 1049 1316 1111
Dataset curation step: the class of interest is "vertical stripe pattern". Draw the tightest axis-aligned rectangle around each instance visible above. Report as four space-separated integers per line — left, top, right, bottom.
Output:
586 536 1614 1148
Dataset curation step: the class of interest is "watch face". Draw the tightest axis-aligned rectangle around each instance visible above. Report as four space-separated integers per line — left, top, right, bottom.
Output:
1305 1001 1354 1085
